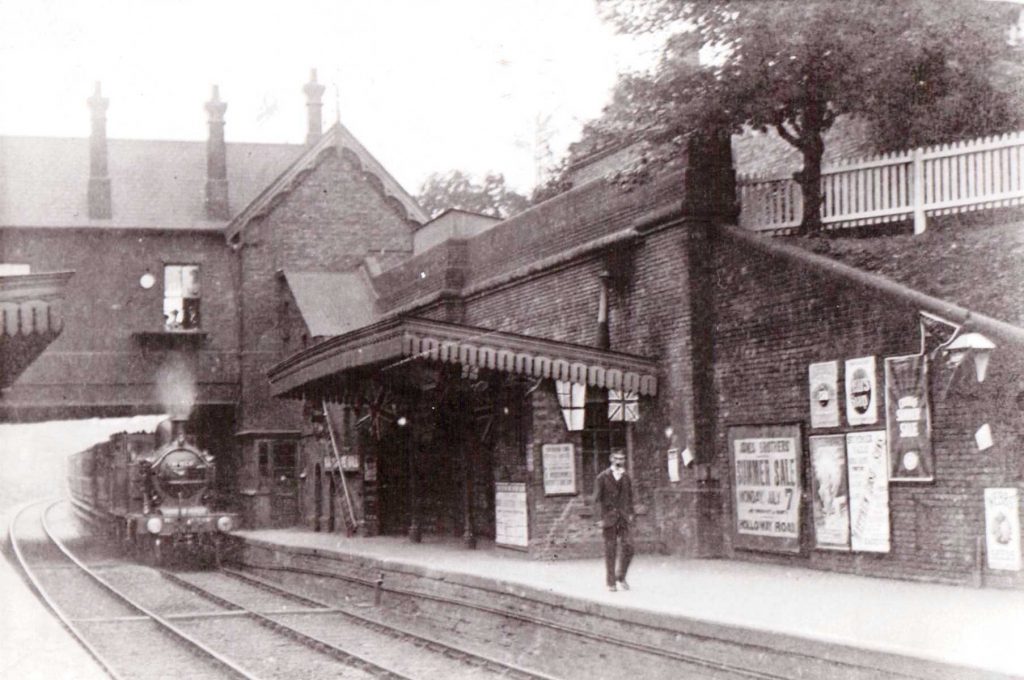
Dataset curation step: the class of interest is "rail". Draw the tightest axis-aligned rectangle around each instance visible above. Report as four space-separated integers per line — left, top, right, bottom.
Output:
739 131 1024 234
13 500 256 680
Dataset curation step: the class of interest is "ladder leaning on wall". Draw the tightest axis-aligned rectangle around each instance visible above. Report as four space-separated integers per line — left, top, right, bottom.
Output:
322 399 359 536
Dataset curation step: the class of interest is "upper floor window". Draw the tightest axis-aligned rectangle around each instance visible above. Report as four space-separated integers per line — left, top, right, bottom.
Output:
164 265 201 330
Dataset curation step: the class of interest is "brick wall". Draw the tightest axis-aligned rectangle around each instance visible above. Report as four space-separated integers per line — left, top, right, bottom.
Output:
237 150 415 433
711 232 1024 587
0 227 238 417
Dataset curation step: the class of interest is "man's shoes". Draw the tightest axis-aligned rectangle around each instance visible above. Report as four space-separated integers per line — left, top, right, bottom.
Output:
607 584 617 592
617 579 630 591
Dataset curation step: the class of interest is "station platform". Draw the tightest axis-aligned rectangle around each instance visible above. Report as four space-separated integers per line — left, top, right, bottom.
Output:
235 528 1024 679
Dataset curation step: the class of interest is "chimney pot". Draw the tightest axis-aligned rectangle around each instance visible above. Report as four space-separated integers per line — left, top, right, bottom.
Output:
205 85 229 220
87 81 112 219
303 68 327 146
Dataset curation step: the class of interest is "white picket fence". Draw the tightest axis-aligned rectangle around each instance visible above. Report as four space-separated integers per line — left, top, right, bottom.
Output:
738 131 1024 234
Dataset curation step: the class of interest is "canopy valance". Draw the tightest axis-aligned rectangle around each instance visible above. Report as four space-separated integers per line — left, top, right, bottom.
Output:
268 316 658 400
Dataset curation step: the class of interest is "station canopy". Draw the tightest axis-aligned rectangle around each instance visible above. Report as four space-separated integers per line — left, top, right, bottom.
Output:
268 316 658 402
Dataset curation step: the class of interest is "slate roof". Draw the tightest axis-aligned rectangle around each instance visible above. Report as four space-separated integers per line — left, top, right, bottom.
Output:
0 136 302 230
283 270 378 338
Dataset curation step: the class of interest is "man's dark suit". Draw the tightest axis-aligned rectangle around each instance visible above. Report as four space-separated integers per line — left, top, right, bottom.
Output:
593 467 635 587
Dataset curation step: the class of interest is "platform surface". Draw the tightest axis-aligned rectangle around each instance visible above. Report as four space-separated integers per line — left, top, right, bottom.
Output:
238 527 1024 678
0 508 108 680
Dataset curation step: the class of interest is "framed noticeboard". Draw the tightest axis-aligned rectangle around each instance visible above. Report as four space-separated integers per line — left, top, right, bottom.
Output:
495 482 528 548
728 424 803 554
541 443 576 495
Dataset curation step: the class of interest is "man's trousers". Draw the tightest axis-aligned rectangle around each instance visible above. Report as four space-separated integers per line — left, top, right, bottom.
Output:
603 521 634 586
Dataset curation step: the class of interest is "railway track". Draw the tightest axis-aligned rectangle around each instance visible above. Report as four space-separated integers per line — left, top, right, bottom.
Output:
8 500 250 680
236 558 928 680
11 500 564 679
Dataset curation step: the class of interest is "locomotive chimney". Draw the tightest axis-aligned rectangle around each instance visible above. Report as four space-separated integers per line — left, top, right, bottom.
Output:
204 85 230 220
170 418 188 443
87 82 112 219
303 68 326 146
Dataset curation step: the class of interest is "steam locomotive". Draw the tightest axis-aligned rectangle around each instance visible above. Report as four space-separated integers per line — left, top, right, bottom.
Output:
67 418 239 565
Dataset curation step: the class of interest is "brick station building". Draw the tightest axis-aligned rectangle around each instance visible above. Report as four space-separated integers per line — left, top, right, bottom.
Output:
4 75 1024 588
263 123 1024 588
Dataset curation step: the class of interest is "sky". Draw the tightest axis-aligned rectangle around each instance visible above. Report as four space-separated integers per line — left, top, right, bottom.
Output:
0 0 659 194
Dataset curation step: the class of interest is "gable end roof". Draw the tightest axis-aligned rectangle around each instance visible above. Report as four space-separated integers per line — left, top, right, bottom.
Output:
226 121 428 242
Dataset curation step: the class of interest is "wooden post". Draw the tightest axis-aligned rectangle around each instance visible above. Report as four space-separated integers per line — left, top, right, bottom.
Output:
462 434 476 549
913 148 927 235
407 427 421 543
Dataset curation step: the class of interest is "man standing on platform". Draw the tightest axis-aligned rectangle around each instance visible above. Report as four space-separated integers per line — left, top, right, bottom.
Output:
593 449 634 592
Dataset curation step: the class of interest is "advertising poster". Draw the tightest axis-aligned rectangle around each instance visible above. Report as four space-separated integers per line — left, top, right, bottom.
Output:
846 431 891 553
808 361 840 429
809 435 851 550
985 488 1022 571
728 424 802 554
884 355 934 481
845 356 878 426
495 482 528 548
542 443 577 495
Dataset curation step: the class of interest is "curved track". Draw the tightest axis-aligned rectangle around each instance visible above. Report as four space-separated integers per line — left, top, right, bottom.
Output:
11 500 562 679
9 500 251 680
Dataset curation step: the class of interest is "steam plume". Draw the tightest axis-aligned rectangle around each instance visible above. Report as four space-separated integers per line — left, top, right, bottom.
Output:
156 355 197 420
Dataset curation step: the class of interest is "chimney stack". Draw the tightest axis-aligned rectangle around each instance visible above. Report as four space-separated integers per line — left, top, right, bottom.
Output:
303 69 326 146
87 82 112 219
204 85 229 220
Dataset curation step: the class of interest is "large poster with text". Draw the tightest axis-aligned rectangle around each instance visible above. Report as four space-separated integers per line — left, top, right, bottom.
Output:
884 355 934 482
728 424 802 554
846 431 891 553
809 435 850 550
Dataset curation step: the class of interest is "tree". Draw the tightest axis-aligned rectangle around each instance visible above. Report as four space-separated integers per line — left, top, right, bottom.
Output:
417 170 530 220
597 0 1023 233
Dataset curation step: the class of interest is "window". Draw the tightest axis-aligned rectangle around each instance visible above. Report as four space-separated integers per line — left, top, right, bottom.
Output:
273 441 298 482
164 264 201 330
580 388 626 496
555 380 585 431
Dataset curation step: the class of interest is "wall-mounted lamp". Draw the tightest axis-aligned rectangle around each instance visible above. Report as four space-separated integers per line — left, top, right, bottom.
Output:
139 269 156 289
943 332 996 383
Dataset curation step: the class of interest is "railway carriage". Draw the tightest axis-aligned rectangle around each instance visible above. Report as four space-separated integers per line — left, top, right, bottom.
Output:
68 418 239 564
